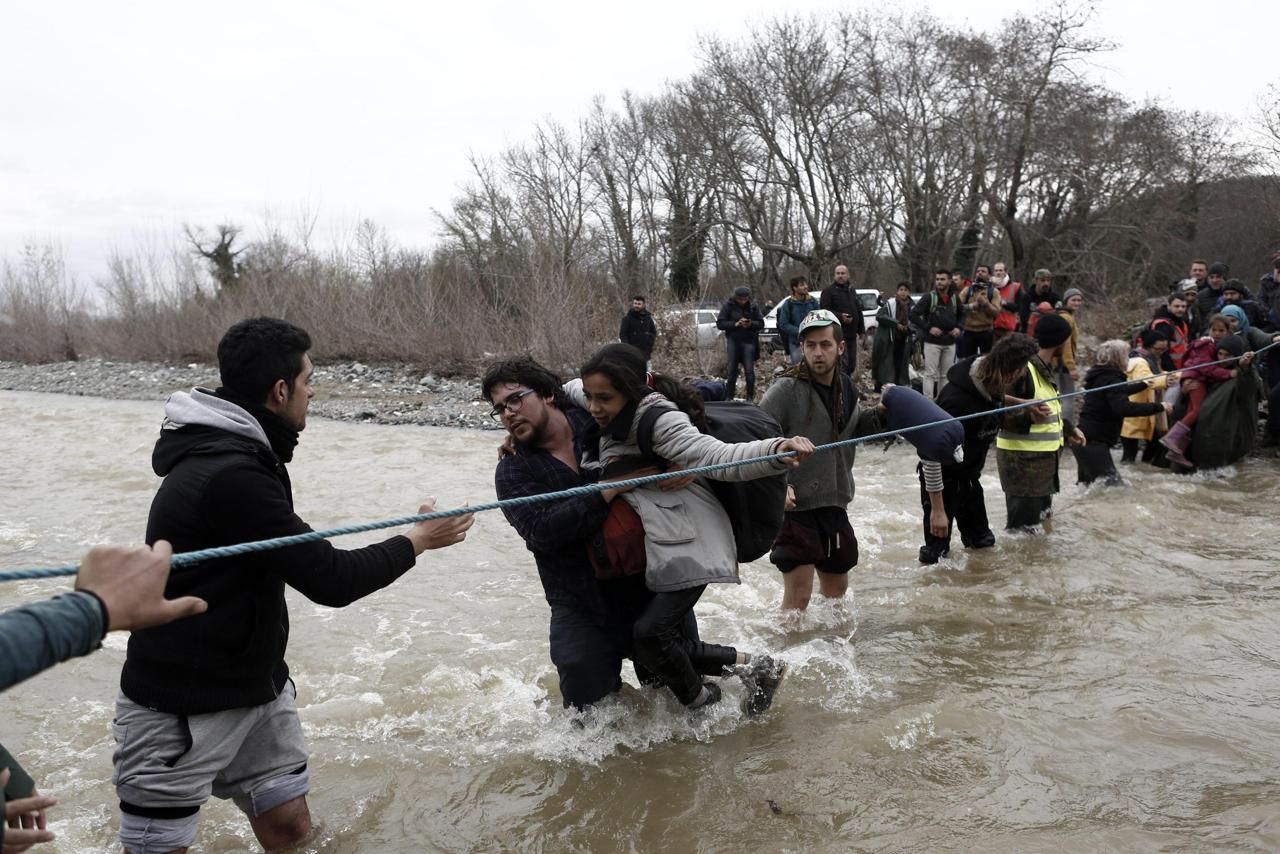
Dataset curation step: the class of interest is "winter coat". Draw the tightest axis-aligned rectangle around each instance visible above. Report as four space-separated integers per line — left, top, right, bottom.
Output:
958 283 1001 331
1196 284 1224 334
1187 368 1259 468
127 388 416 715
1017 284 1060 330
563 381 788 592
759 372 882 511
993 279 1023 330
909 288 961 345
1258 271 1280 330
777 295 821 350
1181 337 1236 385
1075 365 1163 446
619 309 657 358
1119 349 1168 441
934 356 1002 477
716 297 764 346
1055 309 1079 373
871 298 912 387
1212 296 1269 330
1149 307 1190 366
819 282 867 337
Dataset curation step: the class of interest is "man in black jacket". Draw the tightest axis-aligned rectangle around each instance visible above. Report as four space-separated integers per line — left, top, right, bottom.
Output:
114 317 473 854
818 263 867 377
716 286 765 399
910 269 962 399
1195 262 1229 334
619 295 657 364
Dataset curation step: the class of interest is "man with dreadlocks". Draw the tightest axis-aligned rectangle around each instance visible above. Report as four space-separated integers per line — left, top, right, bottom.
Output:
760 309 886 612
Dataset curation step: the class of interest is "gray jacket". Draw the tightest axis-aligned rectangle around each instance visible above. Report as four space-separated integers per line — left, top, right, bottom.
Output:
759 375 883 511
564 382 788 591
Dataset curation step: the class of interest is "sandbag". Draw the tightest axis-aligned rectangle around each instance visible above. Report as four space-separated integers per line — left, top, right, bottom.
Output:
882 385 964 463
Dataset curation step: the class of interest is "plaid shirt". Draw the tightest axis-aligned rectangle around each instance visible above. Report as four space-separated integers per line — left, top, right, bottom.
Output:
494 407 613 615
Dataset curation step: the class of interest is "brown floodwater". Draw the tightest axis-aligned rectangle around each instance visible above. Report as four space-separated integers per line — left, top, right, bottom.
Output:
1 390 1278 852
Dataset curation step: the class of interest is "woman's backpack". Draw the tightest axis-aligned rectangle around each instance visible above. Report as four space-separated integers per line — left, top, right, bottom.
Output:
635 401 788 563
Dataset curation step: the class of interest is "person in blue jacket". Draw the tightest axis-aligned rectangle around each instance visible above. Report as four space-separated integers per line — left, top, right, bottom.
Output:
777 276 821 364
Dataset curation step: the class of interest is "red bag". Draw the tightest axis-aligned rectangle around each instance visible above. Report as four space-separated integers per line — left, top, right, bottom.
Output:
587 499 647 581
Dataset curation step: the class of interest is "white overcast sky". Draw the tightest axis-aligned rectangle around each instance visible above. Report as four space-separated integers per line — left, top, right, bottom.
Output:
1 0 1272 282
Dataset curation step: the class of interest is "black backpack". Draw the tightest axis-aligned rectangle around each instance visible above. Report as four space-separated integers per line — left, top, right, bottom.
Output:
636 401 788 563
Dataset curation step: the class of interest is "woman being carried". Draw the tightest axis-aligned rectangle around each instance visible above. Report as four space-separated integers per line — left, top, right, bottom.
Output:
565 343 815 713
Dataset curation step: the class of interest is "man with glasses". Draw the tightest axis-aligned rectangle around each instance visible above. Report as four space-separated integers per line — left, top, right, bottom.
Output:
483 357 687 710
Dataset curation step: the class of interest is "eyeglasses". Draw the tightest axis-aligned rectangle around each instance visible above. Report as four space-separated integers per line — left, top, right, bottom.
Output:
489 388 536 421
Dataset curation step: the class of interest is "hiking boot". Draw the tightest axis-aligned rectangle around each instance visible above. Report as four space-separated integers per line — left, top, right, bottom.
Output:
738 655 787 716
685 681 722 711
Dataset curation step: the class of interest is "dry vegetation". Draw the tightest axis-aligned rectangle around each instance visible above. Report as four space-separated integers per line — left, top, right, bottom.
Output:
4 5 1280 373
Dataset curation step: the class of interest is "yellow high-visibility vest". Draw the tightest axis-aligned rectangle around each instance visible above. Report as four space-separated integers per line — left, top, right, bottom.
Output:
996 360 1063 452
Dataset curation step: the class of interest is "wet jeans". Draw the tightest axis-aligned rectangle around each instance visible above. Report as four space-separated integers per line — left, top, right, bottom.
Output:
917 466 994 558
632 585 738 705
1005 494 1053 530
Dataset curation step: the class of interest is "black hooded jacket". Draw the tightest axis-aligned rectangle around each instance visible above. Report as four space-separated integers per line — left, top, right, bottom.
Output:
123 390 416 715
934 356 1001 476
1075 365 1165 445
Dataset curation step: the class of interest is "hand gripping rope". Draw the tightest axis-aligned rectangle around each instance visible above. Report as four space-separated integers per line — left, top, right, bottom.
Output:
2 341 1275 584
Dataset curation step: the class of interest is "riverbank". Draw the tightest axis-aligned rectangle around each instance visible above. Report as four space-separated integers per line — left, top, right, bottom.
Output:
0 358 502 430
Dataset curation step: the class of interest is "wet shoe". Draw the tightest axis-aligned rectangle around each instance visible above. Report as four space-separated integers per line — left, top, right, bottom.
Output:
739 655 787 716
685 681 722 711
918 545 949 564
963 534 996 549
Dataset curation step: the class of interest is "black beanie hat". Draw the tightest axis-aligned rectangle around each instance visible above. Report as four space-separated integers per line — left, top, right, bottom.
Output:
1216 335 1244 359
1222 278 1245 296
1208 261 1229 276
1033 313 1072 349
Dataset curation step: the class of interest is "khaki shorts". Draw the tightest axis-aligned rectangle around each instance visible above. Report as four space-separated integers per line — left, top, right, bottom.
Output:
112 680 310 853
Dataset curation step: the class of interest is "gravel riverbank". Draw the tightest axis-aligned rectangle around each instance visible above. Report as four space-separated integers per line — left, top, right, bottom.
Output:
0 359 503 430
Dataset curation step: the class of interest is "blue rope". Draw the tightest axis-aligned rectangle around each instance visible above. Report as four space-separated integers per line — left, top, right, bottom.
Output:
3 340 1275 584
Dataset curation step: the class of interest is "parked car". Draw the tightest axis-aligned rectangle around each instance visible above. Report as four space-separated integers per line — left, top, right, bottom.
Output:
761 289 880 353
660 307 723 352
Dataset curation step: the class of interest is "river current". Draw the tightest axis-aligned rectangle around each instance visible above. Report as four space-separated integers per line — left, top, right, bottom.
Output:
1 390 1278 852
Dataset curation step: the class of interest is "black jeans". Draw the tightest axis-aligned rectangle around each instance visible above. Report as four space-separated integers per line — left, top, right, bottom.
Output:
1072 442 1122 485
549 579 699 709
958 329 993 358
725 339 758 399
840 326 859 377
1004 495 1053 530
917 466 994 557
632 585 738 705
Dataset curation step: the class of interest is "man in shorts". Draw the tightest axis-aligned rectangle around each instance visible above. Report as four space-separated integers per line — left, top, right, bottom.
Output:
760 309 885 612
113 317 473 853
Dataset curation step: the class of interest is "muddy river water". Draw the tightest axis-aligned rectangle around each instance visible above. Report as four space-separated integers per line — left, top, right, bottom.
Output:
1 390 1278 852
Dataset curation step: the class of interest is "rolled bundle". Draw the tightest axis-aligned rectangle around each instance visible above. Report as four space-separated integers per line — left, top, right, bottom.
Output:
882 385 964 463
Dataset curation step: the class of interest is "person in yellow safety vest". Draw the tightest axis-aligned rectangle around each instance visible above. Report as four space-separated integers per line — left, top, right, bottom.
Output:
995 313 1087 530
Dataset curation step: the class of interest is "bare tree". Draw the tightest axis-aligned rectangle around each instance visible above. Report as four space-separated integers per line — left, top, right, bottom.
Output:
184 223 244 292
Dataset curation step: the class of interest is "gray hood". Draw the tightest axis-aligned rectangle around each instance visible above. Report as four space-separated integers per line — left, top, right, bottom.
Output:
162 387 270 450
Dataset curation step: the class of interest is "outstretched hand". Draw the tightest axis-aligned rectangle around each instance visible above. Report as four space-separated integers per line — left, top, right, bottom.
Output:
407 498 475 554
75 542 207 632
